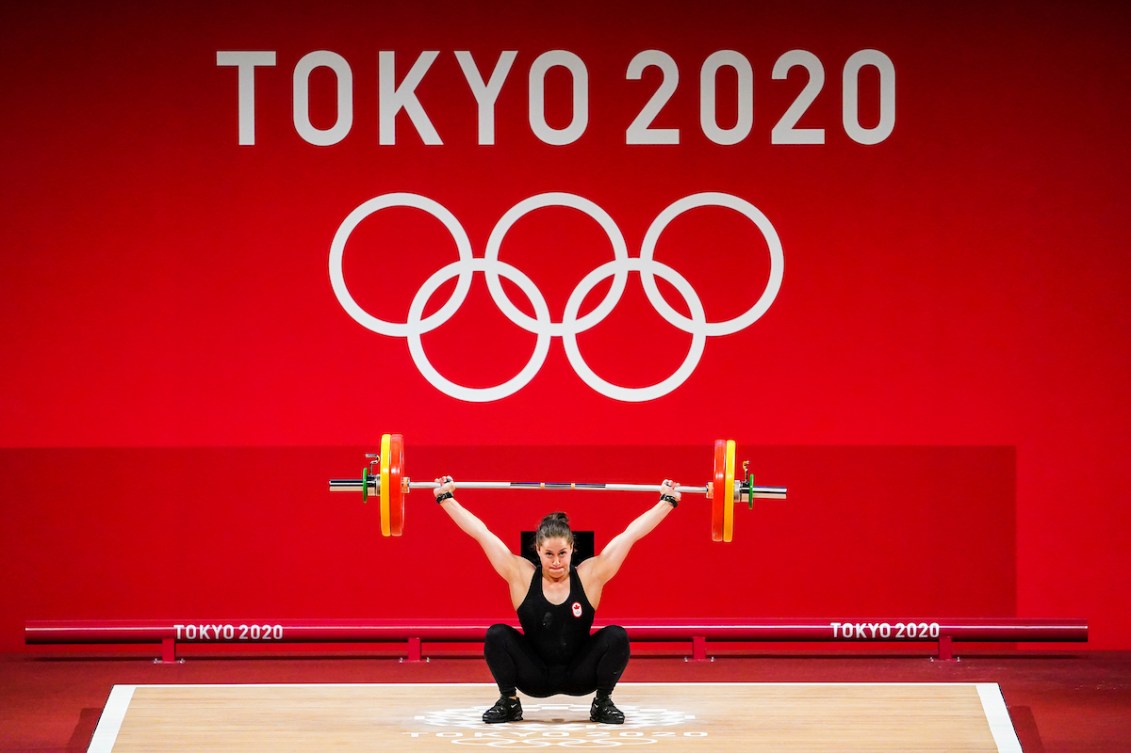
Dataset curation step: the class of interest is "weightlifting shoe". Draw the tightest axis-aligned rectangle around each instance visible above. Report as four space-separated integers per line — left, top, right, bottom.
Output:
589 693 625 724
482 695 523 724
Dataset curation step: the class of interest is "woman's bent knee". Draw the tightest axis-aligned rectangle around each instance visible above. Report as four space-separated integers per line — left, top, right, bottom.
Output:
599 625 629 649
486 624 514 642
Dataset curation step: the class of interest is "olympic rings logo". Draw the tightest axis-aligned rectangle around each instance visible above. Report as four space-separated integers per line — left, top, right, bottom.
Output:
329 192 783 402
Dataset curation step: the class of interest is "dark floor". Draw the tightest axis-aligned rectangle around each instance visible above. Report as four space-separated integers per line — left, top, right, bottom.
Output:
2 650 1129 752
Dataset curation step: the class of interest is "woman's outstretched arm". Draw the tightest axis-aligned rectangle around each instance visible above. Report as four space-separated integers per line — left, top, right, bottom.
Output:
435 476 534 589
578 480 680 603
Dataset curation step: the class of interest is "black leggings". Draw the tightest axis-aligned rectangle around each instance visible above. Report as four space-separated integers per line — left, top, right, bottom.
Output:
483 624 630 697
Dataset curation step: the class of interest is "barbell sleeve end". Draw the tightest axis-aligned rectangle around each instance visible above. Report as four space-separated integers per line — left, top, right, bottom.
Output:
329 479 376 493
746 485 788 500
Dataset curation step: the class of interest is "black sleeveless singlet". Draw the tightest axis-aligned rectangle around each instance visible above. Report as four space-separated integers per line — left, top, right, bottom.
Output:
516 566 596 665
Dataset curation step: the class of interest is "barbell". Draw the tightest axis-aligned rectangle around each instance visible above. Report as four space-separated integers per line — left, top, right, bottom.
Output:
330 435 786 542
330 434 782 540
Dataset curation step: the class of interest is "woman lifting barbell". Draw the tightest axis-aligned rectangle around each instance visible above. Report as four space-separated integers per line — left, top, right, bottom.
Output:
432 475 682 724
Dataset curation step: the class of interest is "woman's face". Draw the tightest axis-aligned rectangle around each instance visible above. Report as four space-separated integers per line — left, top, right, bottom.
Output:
537 536 573 578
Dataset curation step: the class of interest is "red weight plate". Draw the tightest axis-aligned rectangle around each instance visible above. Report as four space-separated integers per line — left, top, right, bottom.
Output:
711 440 726 542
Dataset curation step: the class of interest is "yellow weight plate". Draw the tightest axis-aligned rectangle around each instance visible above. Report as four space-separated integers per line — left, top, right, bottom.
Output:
379 433 392 537
723 439 736 542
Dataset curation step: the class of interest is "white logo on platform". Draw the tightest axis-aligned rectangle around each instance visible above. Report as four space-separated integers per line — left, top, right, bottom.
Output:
329 192 784 403
407 702 706 747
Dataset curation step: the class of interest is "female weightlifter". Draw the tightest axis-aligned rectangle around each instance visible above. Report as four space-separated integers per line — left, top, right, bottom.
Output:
433 475 681 724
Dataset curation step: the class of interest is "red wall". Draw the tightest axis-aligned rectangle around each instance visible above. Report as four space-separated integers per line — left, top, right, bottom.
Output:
2 1 1129 650
0 444 1016 641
